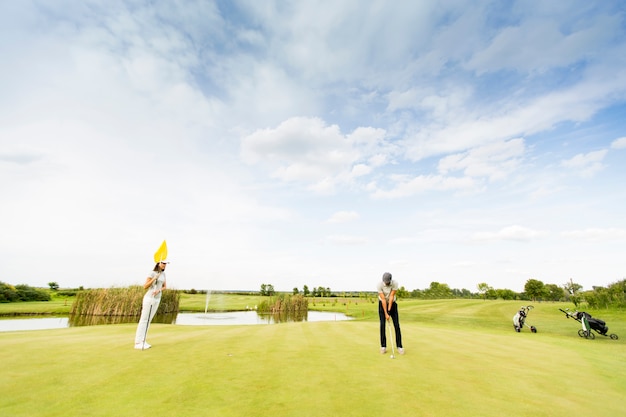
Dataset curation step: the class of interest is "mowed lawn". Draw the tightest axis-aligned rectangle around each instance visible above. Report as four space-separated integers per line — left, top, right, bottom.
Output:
1 299 625 417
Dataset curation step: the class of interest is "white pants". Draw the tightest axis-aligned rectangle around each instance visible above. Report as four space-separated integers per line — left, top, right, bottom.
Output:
134 295 161 345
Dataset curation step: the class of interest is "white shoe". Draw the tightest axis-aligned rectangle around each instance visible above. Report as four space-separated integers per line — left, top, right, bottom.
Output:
380 347 387 354
134 343 151 350
398 347 405 355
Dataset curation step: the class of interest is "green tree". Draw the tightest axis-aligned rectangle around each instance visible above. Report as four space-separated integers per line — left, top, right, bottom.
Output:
397 286 410 298
303 285 310 296
496 289 517 300
423 282 452 299
410 288 423 298
607 279 626 307
48 282 59 291
0 281 18 302
544 284 564 301
563 278 583 307
524 279 545 301
452 288 473 298
584 286 612 309
292 287 299 295
14 284 51 301
477 283 491 300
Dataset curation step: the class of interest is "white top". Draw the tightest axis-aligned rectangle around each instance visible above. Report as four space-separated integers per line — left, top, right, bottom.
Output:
145 271 166 300
377 279 398 303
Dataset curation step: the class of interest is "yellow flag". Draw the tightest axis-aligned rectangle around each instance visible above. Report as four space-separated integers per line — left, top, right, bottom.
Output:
153 240 168 263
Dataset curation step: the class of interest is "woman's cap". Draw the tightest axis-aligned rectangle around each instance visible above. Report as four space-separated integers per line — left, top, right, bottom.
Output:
158 260 170 264
382 272 392 284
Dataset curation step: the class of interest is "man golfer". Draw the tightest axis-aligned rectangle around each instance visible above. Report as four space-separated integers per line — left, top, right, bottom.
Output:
377 272 404 355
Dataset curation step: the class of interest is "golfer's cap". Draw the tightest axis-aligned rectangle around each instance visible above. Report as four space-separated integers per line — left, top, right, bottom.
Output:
382 272 392 284
158 260 170 264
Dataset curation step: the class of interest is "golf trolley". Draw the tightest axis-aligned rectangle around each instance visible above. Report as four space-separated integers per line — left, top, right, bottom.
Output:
559 308 618 340
513 305 537 333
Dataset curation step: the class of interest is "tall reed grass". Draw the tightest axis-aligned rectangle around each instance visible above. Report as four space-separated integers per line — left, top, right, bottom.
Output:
70 286 180 317
257 293 308 313
256 294 308 323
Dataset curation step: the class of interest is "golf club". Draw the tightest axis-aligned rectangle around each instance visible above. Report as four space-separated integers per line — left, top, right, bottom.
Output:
142 303 152 351
387 318 396 359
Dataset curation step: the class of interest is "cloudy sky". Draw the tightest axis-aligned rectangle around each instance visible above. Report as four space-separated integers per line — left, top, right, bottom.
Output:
1 1 625 293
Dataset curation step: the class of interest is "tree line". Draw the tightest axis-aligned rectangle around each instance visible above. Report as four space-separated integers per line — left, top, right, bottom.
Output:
264 278 626 309
3 278 624 310
405 278 617 306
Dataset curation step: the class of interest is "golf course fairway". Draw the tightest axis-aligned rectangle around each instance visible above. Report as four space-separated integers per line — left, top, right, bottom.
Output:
1 299 625 417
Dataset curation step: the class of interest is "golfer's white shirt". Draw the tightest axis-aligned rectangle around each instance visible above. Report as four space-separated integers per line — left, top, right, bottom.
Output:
377 280 398 303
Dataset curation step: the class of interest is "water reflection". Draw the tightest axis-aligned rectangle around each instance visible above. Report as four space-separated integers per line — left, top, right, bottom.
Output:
68 313 176 327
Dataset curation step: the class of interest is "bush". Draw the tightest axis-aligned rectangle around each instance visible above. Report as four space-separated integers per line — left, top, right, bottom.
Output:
56 290 79 297
0 282 19 302
0 282 50 302
15 285 51 301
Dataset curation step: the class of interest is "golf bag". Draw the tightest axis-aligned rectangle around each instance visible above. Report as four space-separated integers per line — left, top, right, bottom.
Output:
513 305 537 333
559 308 618 340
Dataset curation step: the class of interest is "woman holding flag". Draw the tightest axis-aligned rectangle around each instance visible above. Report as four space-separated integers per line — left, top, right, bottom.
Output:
134 241 168 350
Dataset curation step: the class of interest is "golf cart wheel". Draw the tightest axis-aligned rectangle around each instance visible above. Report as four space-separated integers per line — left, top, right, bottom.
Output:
578 329 585 338
530 326 537 333
610 334 618 340
587 331 595 339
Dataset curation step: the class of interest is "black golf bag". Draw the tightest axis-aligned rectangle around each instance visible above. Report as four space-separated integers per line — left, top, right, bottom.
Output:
572 311 608 335
559 308 618 340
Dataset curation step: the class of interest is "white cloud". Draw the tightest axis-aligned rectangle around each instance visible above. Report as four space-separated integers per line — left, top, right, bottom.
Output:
471 225 547 242
325 235 369 245
350 164 372 178
466 13 620 74
387 237 419 245
403 72 626 163
438 138 525 181
240 117 388 192
560 149 607 177
610 137 626 149
0 145 44 166
369 174 477 199
562 228 626 241
326 211 360 224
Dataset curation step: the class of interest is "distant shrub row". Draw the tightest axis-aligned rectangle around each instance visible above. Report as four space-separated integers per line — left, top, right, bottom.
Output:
0 281 51 303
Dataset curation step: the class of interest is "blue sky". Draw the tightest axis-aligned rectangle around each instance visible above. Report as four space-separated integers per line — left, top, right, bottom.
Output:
1 0 625 293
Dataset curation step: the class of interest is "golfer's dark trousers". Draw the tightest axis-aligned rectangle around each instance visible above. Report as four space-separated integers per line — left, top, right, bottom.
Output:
379 301 403 348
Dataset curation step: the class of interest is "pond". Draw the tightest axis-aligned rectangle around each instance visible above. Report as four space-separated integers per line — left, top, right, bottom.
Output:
175 311 352 326
0 317 70 332
0 311 353 332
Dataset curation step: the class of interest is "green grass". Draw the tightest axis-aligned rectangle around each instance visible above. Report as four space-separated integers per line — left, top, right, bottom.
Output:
178 292 264 312
0 298 73 315
1 299 625 416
